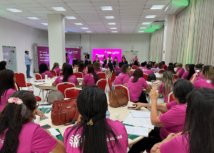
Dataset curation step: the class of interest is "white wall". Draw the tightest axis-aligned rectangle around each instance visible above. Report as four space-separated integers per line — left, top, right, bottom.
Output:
0 16 48 75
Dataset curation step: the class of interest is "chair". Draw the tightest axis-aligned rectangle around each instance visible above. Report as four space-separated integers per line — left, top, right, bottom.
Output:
108 78 112 90
115 85 130 101
96 79 107 91
64 87 81 98
132 66 138 70
56 82 75 97
173 74 179 80
168 92 174 103
143 74 148 81
49 70 57 76
97 72 106 79
59 71 63 76
73 72 83 78
14 73 34 92
158 69 165 73
35 73 42 80
111 71 116 82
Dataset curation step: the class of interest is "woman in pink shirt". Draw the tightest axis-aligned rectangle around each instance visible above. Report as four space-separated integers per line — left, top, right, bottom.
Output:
93 62 102 74
129 79 194 153
114 64 131 86
181 64 189 79
66 53 70 64
39 63 53 79
143 64 154 75
52 65 79 86
127 68 151 103
51 62 61 76
175 63 185 77
0 91 65 153
152 88 214 153
133 56 138 63
64 86 128 153
82 65 99 86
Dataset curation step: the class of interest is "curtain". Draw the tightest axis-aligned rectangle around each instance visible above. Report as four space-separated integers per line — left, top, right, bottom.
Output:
149 27 164 62
171 0 214 65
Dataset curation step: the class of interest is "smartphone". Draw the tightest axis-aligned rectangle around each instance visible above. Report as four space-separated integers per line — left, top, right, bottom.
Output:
128 106 136 110
41 124 51 129
196 70 200 77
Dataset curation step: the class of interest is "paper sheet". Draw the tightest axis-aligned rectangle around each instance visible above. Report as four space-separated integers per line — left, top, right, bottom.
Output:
125 126 148 137
33 82 45 85
123 113 154 129
48 128 60 137
131 110 150 118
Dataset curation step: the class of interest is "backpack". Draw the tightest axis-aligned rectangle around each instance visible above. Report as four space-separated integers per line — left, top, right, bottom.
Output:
148 74 157 82
47 90 64 104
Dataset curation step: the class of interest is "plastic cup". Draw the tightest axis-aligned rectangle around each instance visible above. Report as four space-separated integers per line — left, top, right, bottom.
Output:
114 113 120 120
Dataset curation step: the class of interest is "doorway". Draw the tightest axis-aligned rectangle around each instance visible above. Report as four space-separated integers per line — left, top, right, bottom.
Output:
125 51 138 64
2 46 17 72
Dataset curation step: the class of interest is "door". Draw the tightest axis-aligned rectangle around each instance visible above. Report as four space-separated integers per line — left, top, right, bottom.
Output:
125 51 138 64
2 46 17 72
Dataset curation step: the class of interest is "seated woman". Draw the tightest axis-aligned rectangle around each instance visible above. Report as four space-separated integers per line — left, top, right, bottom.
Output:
129 79 194 153
187 64 195 80
82 65 99 86
106 62 115 79
51 62 61 76
175 63 185 77
64 86 128 153
0 61 6 71
192 63 204 81
152 88 214 153
61 63 68 73
114 64 131 86
143 64 154 75
52 65 78 86
181 64 189 79
133 61 139 67
93 62 102 73
72 59 78 67
94 55 100 63
75 62 85 76
127 68 151 103
114 56 119 65
39 63 53 79
155 62 163 73
191 65 214 89
113 61 122 76
0 91 65 153
167 65 176 74
159 72 174 103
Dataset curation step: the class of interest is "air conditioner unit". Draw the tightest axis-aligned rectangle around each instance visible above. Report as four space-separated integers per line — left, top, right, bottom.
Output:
150 21 165 29
165 0 189 14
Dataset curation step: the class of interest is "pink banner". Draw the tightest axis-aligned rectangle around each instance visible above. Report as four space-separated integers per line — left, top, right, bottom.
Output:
66 48 81 65
37 46 50 68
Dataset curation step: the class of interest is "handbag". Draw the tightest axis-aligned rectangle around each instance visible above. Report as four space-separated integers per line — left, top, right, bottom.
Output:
51 98 79 126
108 89 128 108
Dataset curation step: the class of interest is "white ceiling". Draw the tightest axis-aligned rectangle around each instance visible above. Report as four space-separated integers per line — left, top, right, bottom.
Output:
0 0 172 34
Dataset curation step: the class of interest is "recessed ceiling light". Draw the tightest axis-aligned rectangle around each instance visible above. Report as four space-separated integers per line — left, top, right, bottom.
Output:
138 31 144 33
86 31 92 33
66 16 76 19
101 6 113 11
82 27 88 29
41 23 48 26
52 7 66 11
142 22 151 25
7 8 22 12
140 27 146 29
74 23 83 25
146 15 156 18
108 23 116 25
27 17 39 20
105 16 114 19
112 31 118 33
151 5 165 9
110 27 117 29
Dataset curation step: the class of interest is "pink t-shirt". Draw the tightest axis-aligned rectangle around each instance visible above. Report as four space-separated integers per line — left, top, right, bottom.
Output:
133 58 138 62
54 68 61 76
114 73 130 85
66 57 70 62
63 119 128 153
160 134 189 153
142 69 154 75
116 66 122 73
41 71 54 79
0 89 16 112
176 68 185 78
95 69 102 74
196 72 203 81
83 73 96 85
159 101 186 139
0 122 57 153
127 77 148 102
55 75 78 85
159 83 171 103
181 71 189 79
193 79 214 89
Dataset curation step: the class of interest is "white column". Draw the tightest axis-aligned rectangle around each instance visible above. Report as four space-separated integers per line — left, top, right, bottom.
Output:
163 15 175 64
47 14 65 68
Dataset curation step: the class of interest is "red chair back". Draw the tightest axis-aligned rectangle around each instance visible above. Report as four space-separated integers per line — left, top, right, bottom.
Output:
159 69 165 74
64 87 81 98
108 78 112 90
14 73 27 87
73 72 83 78
49 70 57 76
115 85 130 101
132 66 138 70
14 83 19 91
97 72 106 79
143 74 148 81
173 74 178 80
96 79 107 91
35 74 42 80
168 92 174 103
56 82 75 97
111 71 116 82
60 71 63 76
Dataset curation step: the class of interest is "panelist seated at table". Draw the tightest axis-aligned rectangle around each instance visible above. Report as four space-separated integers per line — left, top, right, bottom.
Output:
0 91 65 153
39 63 54 79
52 65 79 86
151 88 214 153
63 86 128 153
51 62 61 76
128 79 194 153
114 64 131 86
127 68 151 103
82 65 99 86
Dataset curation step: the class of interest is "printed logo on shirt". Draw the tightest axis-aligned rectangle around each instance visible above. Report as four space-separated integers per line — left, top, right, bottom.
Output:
207 80 211 83
0 139 4 143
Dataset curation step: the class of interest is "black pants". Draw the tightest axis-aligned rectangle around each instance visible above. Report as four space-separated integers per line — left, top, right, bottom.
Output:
134 91 148 103
128 127 162 153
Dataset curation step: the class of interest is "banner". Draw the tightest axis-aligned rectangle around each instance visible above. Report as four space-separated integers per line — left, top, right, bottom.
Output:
37 46 50 68
66 48 81 65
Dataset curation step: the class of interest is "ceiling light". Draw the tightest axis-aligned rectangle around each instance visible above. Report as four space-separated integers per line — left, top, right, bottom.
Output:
7 8 22 12
105 16 114 19
146 15 156 18
108 23 116 25
110 27 117 29
112 31 118 33
41 23 48 26
82 27 88 29
101 6 113 11
151 5 165 9
66 16 76 19
27 17 39 20
140 27 146 29
86 31 92 33
52 7 66 11
142 22 151 25
74 23 83 25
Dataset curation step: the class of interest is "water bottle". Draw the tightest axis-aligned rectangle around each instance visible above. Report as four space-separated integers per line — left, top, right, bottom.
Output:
45 73 48 82
106 109 110 119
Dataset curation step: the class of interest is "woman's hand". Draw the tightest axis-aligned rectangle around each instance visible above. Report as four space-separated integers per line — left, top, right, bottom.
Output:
133 103 144 110
36 109 46 119
151 142 163 152
149 89 159 103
